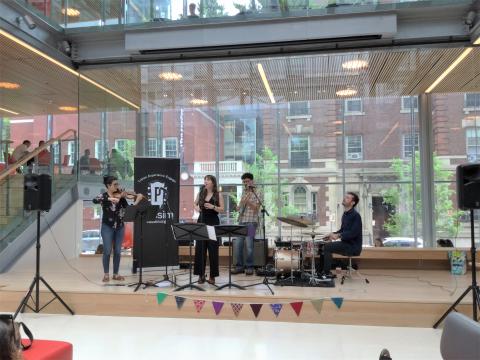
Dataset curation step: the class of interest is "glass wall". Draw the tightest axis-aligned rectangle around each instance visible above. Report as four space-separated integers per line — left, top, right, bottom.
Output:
21 0 463 29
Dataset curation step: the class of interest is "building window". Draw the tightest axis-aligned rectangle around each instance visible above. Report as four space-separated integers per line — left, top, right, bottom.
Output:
114 139 128 155
94 140 109 161
67 141 76 166
147 138 158 157
403 133 419 158
293 186 307 213
466 128 480 158
290 135 310 168
465 93 480 109
52 143 60 164
344 98 363 115
288 101 310 116
311 192 317 216
401 96 418 112
345 135 363 160
93 205 101 219
163 137 178 158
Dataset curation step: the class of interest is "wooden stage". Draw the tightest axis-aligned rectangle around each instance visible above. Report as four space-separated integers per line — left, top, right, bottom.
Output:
0 252 477 328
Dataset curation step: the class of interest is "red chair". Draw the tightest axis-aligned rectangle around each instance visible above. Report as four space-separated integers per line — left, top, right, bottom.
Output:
22 339 73 360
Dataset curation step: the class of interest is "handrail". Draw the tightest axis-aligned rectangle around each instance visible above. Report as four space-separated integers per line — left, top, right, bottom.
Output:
0 129 77 182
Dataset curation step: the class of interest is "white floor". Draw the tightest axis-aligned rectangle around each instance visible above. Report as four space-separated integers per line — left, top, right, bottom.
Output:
11 313 442 360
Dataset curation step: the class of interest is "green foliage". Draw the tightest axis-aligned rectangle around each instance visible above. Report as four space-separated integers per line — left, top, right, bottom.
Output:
382 152 461 237
243 146 298 231
199 0 226 17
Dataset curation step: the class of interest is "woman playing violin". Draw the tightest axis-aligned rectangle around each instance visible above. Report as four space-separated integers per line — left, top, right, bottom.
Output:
93 175 144 283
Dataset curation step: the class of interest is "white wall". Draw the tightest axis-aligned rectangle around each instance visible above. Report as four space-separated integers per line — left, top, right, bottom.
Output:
12 200 83 271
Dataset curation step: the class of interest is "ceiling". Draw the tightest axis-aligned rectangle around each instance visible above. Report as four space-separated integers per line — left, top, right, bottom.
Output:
1 25 480 117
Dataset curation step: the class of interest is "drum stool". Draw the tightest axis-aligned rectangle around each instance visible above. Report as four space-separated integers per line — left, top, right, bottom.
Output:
340 256 370 285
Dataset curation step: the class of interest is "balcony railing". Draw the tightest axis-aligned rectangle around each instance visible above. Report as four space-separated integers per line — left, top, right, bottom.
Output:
194 161 243 175
17 0 464 29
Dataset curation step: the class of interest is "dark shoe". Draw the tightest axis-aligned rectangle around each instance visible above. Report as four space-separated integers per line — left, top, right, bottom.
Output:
231 268 244 275
245 268 254 276
198 276 206 284
207 277 215 285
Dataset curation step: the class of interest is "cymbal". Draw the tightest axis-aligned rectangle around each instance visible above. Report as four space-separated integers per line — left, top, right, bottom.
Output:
277 216 311 228
301 231 324 237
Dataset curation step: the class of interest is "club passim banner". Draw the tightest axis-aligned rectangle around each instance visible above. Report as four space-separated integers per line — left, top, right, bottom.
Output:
134 157 180 268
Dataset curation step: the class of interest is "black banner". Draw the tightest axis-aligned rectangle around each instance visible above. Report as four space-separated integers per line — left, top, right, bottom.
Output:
134 157 179 268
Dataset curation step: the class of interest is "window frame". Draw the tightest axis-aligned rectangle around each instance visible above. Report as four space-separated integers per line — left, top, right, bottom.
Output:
289 135 310 168
345 135 363 161
344 98 364 116
163 137 178 158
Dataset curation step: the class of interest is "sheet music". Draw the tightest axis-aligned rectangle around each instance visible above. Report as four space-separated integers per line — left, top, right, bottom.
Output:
207 225 217 241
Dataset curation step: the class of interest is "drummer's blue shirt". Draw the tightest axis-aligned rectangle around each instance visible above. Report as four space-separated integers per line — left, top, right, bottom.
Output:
335 207 362 254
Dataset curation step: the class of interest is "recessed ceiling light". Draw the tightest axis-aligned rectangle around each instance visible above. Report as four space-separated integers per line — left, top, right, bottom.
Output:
342 59 369 70
336 88 357 97
59 106 78 112
190 99 208 106
0 82 20 89
159 72 183 81
61 8 81 17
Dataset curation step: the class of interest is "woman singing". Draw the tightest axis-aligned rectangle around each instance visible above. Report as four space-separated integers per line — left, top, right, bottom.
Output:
93 176 144 282
194 175 224 285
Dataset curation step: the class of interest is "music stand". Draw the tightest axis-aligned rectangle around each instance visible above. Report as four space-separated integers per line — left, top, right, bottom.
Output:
126 203 159 292
215 225 248 291
171 223 211 292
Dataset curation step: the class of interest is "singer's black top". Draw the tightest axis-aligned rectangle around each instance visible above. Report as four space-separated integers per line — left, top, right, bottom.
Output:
93 192 128 229
198 196 220 226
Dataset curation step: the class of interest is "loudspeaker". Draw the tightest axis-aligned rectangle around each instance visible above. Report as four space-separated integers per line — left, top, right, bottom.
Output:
24 174 52 211
457 164 480 210
232 238 266 267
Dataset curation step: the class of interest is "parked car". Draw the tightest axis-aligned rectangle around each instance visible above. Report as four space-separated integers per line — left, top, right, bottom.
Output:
383 237 423 248
81 229 102 253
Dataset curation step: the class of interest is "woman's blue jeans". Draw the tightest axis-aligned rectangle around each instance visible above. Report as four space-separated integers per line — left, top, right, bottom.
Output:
101 224 124 274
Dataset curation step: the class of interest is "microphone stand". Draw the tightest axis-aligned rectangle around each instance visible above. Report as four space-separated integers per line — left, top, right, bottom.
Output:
244 186 274 295
154 194 178 288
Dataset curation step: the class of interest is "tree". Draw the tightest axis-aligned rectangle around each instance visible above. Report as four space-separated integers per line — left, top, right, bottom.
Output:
199 0 226 18
382 152 461 238
241 146 298 233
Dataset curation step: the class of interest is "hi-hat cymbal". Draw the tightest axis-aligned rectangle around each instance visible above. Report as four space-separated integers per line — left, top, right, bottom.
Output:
277 216 312 228
301 231 324 237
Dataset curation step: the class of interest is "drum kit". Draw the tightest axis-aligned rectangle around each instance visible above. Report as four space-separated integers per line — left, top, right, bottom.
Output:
275 216 330 285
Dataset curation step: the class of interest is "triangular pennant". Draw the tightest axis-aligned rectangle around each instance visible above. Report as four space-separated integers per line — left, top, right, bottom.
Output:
290 302 303 317
175 296 186 310
156 292 168 305
250 304 263 318
231 303 244 317
193 300 206 313
270 303 283 317
311 299 324 314
212 301 224 316
331 297 344 309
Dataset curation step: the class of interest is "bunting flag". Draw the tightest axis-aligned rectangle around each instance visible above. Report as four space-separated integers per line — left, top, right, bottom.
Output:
250 304 263 318
175 296 186 310
212 301 224 316
270 303 283 317
311 299 324 314
193 300 206 313
331 297 344 309
290 302 303 317
231 303 244 317
156 292 168 305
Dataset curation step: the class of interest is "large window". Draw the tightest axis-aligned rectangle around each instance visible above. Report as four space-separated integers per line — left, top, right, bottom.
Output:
288 101 310 117
290 135 310 168
401 96 418 112
163 137 178 158
346 135 363 160
94 140 108 161
465 93 480 110
403 133 419 158
147 138 158 157
293 186 307 213
466 128 480 159
344 98 363 115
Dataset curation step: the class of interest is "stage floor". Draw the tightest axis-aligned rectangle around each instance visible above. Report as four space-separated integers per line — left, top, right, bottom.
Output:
0 255 477 327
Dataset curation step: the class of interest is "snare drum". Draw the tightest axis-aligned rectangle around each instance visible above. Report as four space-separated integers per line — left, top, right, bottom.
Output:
274 249 300 271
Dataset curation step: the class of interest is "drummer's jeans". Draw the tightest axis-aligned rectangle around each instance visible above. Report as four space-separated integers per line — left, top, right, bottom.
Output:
322 241 355 274
234 222 257 269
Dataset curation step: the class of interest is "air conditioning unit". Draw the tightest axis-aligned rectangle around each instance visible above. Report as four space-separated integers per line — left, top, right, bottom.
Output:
347 153 361 160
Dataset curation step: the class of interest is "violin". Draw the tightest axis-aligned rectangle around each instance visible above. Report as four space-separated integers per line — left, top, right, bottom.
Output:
112 188 142 201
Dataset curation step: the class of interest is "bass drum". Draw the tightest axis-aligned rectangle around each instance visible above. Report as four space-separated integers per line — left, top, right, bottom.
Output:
274 249 300 271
